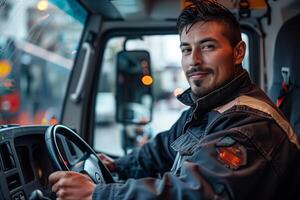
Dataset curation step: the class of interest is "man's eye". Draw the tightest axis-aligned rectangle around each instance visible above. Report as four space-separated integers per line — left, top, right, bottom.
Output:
202 44 215 50
181 48 191 54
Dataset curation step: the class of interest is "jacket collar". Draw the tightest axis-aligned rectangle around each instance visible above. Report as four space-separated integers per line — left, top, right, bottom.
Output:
177 70 252 116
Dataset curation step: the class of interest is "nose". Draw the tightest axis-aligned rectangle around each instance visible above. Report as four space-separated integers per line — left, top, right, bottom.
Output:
189 48 202 66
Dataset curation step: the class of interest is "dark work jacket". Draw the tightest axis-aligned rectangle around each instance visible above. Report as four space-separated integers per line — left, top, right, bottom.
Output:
92 70 300 200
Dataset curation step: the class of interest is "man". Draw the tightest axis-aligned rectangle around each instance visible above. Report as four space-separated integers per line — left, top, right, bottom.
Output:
49 0 300 199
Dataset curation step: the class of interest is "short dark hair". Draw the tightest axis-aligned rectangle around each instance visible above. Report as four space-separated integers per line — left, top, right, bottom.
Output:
177 0 242 47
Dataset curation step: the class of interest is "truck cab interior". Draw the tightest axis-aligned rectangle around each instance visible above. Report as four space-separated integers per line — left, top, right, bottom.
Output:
0 0 300 199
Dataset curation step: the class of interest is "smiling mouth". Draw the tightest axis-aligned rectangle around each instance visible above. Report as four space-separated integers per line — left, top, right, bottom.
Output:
188 71 210 79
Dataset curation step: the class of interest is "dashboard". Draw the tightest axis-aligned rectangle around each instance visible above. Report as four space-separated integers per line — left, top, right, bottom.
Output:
0 125 80 200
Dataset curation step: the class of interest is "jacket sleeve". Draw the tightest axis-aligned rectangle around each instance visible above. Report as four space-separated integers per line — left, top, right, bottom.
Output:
114 110 191 179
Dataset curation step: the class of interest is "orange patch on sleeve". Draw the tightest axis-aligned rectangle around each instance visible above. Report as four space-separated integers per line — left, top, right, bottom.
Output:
217 146 246 170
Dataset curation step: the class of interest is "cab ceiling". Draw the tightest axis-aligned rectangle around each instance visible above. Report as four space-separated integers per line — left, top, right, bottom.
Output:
78 0 272 21
79 0 181 21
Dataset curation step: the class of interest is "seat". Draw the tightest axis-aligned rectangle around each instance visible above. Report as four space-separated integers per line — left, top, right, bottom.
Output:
268 14 300 138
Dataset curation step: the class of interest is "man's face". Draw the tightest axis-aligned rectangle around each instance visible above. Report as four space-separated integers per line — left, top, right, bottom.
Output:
180 21 244 97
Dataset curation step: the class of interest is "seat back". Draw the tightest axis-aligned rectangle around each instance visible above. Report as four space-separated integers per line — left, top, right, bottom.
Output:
268 14 300 137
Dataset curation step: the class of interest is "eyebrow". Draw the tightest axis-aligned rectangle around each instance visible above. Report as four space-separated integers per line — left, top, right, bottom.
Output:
180 37 218 48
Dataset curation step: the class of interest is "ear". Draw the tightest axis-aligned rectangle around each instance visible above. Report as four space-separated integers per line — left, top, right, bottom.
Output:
233 41 246 65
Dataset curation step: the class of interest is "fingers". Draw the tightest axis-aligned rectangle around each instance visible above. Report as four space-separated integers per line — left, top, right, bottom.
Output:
49 171 77 193
98 153 112 160
49 171 68 193
98 153 112 162
49 171 67 186
49 171 96 200
98 153 116 171
55 187 90 200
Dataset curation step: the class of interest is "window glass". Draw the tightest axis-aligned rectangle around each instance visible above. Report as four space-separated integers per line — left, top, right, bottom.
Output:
0 0 86 125
94 33 250 156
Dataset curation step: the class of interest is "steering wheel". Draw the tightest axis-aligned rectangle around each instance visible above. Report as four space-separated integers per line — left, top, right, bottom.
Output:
45 124 114 184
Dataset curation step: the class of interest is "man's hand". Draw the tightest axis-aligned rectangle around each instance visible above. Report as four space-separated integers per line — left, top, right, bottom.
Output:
98 153 116 172
49 171 96 200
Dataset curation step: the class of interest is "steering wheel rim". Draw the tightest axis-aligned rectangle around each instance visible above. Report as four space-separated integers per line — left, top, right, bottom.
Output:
45 124 114 184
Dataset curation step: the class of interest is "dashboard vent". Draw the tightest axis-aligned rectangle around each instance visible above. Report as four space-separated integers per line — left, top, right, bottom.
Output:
0 142 15 171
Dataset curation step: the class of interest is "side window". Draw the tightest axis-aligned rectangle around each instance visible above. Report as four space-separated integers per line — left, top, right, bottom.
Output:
0 0 86 125
94 33 251 156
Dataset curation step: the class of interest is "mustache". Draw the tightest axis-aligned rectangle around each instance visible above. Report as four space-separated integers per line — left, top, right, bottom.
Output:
185 66 213 77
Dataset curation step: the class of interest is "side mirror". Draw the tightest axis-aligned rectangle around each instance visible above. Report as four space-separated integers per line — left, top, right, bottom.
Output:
116 50 153 125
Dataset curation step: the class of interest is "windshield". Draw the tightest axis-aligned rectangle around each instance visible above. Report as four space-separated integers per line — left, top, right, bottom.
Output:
0 0 86 125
